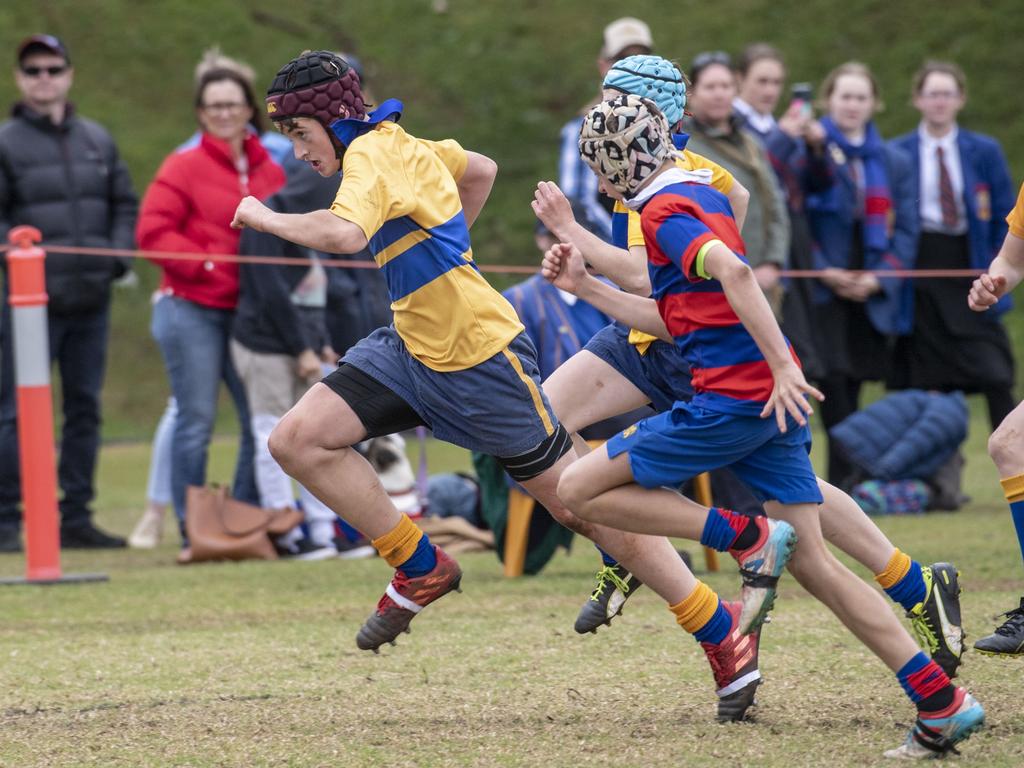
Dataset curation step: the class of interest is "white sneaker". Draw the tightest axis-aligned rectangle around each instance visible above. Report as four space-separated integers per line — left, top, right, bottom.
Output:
128 508 164 549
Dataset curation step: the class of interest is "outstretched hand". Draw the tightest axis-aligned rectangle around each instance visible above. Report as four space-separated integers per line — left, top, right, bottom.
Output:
760 362 825 432
541 242 587 295
532 181 575 237
231 196 270 231
968 273 1007 311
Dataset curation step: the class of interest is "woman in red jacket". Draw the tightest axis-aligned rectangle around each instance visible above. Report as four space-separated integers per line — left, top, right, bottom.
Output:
137 66 285 558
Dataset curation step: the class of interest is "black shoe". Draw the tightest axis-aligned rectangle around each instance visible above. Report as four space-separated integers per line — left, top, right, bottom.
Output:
574 563 643 634
276 538 338 561
907 562 965 678
0 528 21 553
973 597 1024 656
333 536 376 560
60 523 127 549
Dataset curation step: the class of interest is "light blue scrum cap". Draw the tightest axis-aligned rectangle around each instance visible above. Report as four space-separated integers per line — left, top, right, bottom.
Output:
603 54 687 128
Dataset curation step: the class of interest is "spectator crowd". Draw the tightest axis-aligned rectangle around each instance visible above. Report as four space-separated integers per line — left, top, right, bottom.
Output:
0 20 1016 558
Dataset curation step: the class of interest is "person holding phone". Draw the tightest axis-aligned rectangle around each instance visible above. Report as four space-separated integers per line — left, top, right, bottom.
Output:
733 43 832 381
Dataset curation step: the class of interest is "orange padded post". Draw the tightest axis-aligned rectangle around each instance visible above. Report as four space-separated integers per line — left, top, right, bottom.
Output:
6 226 61 582
503 488 534 577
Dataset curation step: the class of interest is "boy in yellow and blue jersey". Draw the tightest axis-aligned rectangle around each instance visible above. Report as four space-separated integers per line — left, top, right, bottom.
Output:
232 51 727 666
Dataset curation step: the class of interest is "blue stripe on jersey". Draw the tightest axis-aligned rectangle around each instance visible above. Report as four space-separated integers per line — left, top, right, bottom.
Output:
383 238 470 300
676 326 765 369
426 209 471 255
370 215 419 256
611 209 629 250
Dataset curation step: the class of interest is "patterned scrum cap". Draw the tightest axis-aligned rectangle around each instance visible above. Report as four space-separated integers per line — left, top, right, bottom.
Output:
578 94 673 199
265 50 365 125
603 54 686 128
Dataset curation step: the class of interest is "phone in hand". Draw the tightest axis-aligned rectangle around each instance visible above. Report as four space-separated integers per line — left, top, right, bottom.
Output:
790 82 814 117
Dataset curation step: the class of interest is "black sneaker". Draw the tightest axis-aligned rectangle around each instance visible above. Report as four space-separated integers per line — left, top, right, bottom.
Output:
276 538 338 561
0 527 21 553
907 562 965 678
60 522 126 549
574 563 643 634
973 597 1024 657
333 536 376 560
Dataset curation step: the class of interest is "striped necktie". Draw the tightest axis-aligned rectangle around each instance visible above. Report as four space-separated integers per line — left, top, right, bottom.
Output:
937 145 958 229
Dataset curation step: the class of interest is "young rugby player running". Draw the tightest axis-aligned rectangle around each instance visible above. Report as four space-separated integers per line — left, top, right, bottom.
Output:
230 53 788 718
534 56 965 684
549 93 984 759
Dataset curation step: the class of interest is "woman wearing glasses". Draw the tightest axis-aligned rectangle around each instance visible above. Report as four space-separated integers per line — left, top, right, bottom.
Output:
890 61 1016 432
803 62 917 490
137 66 285 561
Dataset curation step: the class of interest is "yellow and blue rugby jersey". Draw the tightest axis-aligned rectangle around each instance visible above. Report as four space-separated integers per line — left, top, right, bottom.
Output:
615 150 736 352
330 122 524 371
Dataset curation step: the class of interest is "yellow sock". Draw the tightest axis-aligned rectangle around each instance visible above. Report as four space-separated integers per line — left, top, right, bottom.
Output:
875 548 911 589
372 514 423 568
1000 473 1024 503
668 581 719 634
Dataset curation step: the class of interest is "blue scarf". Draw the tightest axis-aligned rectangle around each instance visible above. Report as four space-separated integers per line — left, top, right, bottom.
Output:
819 116 893 254
329 98 404 149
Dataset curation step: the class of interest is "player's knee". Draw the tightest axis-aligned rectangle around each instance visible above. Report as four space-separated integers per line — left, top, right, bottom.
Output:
556 463 592 515
268 411 309 473
988 421 1024 474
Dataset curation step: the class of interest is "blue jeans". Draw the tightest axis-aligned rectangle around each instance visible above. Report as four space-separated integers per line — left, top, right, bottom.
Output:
0 300 110 530
151 296 257 540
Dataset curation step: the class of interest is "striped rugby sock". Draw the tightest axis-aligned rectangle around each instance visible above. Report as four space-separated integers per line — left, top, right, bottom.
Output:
371 514 437 577
875 548 926 612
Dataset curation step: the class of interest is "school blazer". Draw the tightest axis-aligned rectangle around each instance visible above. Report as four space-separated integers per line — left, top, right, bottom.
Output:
890 127 1015 317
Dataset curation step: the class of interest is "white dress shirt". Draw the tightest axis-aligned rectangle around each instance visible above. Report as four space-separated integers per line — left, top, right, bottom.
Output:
918 124 967 234
733 97 776 136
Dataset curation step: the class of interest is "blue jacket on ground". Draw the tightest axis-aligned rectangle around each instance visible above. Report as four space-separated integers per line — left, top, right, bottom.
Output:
829 390 968 481
890 126 1016 317
804 143 919 335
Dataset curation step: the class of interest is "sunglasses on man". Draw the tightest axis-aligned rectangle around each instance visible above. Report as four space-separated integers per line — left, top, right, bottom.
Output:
21 65 68 77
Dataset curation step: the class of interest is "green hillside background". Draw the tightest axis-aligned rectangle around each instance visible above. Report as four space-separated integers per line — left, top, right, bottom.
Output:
1 0 1022 440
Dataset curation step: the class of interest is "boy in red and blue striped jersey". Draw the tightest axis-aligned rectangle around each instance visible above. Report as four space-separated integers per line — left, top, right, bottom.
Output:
552 94 984 760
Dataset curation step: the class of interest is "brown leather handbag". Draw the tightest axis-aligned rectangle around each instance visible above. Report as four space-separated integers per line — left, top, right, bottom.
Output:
185 485 304 562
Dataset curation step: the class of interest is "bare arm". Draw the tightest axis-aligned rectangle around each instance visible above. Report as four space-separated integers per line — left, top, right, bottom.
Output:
459 151 498 227
532 181 650 294
728 180 750 232
969 232 1024 311
703 244 823 429
541 242 670 341
232 199 369 254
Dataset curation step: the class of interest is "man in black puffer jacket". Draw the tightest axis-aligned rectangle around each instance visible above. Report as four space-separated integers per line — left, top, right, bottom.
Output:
0 35 137 551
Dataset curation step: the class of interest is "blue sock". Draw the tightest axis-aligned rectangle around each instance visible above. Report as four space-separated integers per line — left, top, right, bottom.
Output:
692 599 731 645
1011 499 1024 566
398 534 437 577
885 560 927 612
337 518 362 543
700 508 739 552
596 546 617 567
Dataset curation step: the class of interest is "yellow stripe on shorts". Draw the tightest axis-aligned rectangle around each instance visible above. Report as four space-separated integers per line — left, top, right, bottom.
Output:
501 348 554 436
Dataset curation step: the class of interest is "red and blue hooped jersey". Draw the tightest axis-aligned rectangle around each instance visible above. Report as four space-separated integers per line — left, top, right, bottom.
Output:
640 182 800 415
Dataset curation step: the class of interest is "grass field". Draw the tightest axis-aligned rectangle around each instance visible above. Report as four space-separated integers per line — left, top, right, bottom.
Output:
1 409 1024 767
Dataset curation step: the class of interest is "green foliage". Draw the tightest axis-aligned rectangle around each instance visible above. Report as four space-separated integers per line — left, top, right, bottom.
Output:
2 1 1023 438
